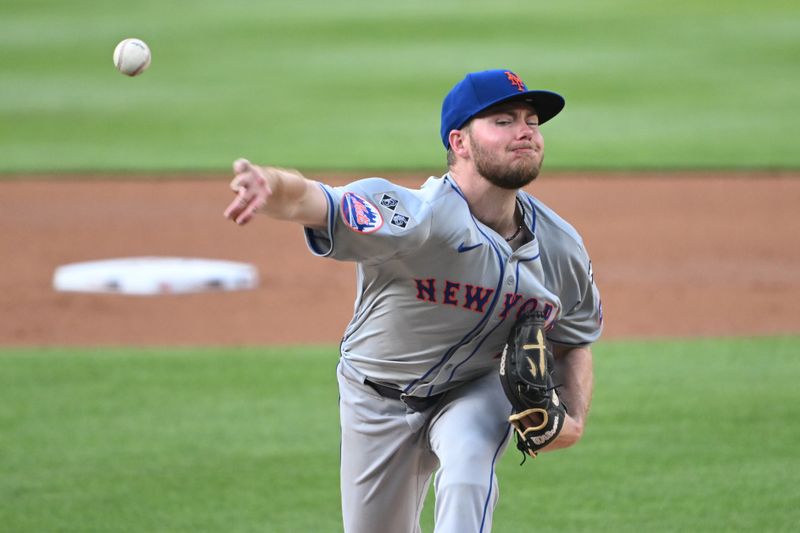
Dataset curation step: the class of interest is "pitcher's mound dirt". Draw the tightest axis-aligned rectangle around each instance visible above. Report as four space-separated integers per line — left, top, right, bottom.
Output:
1 171 797 346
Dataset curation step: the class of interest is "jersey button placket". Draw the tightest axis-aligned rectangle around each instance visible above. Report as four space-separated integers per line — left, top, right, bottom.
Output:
506 257 516 288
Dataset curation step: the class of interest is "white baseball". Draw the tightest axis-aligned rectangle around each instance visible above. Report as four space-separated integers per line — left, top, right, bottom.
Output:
113 38 151 77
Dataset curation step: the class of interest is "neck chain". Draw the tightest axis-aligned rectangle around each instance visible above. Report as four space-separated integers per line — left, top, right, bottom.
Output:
505 199 525 242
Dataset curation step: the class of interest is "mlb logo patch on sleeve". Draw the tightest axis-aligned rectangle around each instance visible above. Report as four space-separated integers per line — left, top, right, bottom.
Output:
341 192 383 233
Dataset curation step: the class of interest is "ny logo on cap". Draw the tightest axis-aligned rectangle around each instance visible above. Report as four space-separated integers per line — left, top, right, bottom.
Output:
504 71 526 92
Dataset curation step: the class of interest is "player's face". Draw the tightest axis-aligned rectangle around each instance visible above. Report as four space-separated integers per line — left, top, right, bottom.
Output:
466 102 544 190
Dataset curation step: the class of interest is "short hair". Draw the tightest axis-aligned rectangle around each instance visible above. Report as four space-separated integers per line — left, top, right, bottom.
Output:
446 148 456 167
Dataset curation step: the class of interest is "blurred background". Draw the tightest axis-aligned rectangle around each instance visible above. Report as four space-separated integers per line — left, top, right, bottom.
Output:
1 0 798 173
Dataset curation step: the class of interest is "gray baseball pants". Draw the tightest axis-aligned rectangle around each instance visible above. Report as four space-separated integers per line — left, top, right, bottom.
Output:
337 360 513 533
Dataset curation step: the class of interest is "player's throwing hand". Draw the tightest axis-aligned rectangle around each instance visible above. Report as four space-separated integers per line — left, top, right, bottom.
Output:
224 158 272 225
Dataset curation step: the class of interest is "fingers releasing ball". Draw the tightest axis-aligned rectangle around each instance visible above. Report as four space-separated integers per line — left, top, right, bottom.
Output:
113 38 151 77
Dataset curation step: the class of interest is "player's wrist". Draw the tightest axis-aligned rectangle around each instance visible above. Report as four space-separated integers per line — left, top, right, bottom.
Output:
548 414 584 451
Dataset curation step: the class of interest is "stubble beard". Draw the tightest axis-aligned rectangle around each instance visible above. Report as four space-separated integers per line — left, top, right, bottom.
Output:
470 135 542 190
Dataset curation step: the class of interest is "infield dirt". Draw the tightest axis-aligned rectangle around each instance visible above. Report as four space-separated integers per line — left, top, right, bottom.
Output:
1 171 798 346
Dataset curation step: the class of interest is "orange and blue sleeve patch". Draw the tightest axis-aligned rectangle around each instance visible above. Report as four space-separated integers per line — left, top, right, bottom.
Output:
341 192 383 233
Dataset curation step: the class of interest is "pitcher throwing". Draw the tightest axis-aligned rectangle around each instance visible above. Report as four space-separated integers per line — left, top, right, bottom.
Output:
224 69 603 533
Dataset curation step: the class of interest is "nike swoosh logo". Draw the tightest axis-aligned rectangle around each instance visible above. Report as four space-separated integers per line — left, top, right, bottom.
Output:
457 242 483 253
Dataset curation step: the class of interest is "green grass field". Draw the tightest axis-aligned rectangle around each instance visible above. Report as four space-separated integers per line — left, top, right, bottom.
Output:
2 337 798 532
1 0 798 172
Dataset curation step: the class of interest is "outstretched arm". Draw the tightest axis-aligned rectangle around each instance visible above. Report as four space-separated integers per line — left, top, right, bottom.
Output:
540 343 594 452
223 158 328 228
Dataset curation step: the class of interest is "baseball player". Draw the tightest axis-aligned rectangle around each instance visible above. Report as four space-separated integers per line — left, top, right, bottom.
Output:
224 69 602 533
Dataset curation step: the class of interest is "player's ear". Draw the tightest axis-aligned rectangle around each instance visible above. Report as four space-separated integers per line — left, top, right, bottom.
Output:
449 129 469 158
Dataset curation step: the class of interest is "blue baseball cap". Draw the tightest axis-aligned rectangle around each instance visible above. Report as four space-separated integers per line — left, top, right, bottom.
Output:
440 69 565 149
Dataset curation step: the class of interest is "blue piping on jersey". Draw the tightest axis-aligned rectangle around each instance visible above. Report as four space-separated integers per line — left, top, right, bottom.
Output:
442 319 504 384
336 359 343 465
479 419 512 533
323 184 336 227
404 177 505 395
517 254 540 265
435 195 540 387
437 253 540 386
524 194 537 235
305 184 337 256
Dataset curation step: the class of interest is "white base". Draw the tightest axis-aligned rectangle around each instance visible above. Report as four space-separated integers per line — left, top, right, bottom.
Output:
53 257 259 295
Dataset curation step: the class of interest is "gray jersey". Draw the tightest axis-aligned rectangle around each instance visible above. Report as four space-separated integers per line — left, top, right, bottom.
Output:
305 174 602 398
